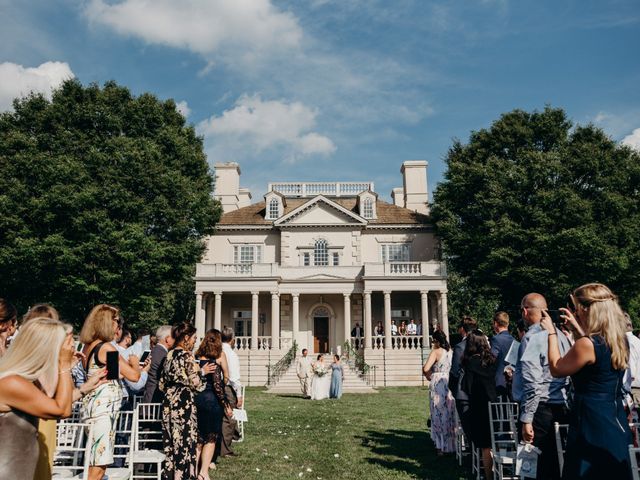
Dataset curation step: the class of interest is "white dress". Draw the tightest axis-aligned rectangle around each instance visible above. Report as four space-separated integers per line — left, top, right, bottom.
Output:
310 363 331 400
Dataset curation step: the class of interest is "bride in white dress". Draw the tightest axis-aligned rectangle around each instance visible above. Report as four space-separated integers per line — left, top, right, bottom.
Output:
310 355 331 400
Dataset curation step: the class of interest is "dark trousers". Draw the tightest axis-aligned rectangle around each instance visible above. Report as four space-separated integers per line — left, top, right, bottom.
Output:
531 403 569 480
455 399 472 439
220 385 239 456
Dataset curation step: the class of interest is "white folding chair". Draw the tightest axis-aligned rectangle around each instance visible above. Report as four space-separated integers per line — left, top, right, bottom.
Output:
52 422 89 479
630 445 640 480
553 422 569 473
235 385 246 443
114 410 134 467
453 408 469 466
129 403 164 480
471 441 485 480
630 422 640 447
132 394 145 410
488 401 519 480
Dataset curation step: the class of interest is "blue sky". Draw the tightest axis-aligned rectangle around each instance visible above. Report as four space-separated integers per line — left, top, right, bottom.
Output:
1 0 638 201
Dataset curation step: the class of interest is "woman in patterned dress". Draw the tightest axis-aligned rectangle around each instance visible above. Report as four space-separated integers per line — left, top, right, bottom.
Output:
79 304 141 480
160 322 215 480
422 330 456 455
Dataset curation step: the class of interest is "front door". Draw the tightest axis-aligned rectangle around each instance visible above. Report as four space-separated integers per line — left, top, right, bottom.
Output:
314 316 329 353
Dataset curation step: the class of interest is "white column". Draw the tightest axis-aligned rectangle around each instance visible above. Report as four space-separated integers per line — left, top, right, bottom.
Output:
271 292 280 350
195 292 206 340
292 293 300 348
363 292 372 350
214 292 222 331
206 295 214 330
384 291 392 349
343 294 351 346
251 292 259 350
440 290 450 339
421 291 430 348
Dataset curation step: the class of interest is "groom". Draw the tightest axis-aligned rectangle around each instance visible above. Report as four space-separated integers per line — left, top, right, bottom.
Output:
296 348 313 399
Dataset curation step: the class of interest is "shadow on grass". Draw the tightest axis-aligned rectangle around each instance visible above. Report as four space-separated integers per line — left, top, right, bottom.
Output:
357 429 464 480
273 394 306 399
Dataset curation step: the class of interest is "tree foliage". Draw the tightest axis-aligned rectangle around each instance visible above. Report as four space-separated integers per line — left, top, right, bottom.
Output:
0 80 221 328
432 107 640 326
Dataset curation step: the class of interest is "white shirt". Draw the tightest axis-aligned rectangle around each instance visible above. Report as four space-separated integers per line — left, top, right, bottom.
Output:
391 324 398 335
625 332 640 389
223 342 243 394
114 341 148 393
407 323 417 335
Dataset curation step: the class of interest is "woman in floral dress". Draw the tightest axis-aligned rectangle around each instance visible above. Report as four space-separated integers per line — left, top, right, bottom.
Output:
160 323 214 480
422 330 456 455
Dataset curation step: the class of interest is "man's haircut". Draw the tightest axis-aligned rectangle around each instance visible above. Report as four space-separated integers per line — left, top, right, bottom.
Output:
221 326 235 343
458 316 477 334
302 348 308 354
155 325 172 341
493 311 510 328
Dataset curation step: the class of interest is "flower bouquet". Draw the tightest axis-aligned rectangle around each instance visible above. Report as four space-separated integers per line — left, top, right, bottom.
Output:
313 364 328 377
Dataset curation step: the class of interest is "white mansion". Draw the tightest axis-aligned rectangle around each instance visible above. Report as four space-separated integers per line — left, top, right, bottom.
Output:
194 161 449 386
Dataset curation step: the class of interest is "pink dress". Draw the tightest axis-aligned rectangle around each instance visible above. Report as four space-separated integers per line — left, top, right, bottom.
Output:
429 350 456 452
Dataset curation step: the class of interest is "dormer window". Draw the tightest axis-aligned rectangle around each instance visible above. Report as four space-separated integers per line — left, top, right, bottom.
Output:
358 191 377 219
268 198 280 219
363 198 374 219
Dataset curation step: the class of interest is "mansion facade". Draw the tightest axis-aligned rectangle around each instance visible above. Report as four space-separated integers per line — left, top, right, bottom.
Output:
194 161 449 386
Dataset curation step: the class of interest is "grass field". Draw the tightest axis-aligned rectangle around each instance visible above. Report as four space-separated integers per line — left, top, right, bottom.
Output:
210 387 466 480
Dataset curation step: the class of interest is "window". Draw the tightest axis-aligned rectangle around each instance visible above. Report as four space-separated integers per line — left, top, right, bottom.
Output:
332 252 340 266
381 243 410 262
233 245 263 264
363 198 374 218
268 198 279 219
303 252 310 266
232 310 252 337
314 239 329 266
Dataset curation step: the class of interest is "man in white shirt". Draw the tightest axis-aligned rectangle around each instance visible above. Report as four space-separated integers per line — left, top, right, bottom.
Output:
296 348 313 399
407 319 417 335
624 314 640 407
220 326 244 457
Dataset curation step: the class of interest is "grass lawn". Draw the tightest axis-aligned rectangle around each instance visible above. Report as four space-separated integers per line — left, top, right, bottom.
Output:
210 387 466 480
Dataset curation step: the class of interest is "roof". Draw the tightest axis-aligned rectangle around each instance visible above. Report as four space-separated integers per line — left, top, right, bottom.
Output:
217 197 431 226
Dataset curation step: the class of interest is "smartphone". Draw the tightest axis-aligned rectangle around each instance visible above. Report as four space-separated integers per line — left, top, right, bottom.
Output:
76 341 83 352
547 310 564 325
106 351 120 380
139 350 151 364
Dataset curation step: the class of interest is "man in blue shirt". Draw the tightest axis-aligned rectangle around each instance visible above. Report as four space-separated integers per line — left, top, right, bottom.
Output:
516 293 570 480
490 311 514 400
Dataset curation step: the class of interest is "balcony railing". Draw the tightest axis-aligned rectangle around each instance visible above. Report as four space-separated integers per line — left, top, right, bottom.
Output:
268 181 374 197
197 263 279 278
364 261 447 277
370 335 424 350
234 336 272 350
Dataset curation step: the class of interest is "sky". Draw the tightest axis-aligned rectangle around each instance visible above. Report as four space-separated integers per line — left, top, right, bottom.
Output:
1 0 639 201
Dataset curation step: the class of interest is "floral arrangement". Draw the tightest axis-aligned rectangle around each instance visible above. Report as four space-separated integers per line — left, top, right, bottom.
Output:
313 364 328 377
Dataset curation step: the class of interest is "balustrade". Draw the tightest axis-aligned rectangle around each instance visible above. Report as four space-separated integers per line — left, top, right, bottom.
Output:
369 334 423 350
268 181 374 197
234 336 273 350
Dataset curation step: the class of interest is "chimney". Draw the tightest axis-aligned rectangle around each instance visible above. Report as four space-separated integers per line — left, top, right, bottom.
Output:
391 187 405 207
401 160 429 214
214 162 243 213
238 188 252 209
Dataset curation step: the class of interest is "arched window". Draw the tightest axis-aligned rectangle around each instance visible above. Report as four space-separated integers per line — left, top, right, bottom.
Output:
314 239 329 266
268 198 279 219
363 198 374 218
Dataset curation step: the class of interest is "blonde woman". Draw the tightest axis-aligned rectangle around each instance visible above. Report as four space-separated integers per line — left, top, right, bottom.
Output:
542 283 632 479
79 304 141 480
0 317 104 478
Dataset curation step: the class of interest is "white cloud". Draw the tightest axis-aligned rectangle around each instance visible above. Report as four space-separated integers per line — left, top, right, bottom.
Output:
84 0 302 63
175 100 191 118
197 94 336 159
0 61 74 111
622 128 640 150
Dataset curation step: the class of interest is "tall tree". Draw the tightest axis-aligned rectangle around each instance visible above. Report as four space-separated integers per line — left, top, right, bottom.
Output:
432 107 640 326
0 80 221 328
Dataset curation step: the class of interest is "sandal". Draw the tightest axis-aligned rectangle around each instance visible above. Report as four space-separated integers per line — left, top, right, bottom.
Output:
209 462 217 470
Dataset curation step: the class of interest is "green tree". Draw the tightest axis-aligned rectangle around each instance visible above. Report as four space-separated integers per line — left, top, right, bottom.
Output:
0 80 221 329
432 107 640 328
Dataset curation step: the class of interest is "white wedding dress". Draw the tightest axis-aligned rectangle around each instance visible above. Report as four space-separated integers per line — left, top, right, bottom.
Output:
310 363 331 400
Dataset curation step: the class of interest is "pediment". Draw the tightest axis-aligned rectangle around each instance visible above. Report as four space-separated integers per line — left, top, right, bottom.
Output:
274 195 366 227
298 273 351 280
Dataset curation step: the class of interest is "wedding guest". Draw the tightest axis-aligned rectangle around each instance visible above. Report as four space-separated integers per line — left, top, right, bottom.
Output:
461 330 497 480
390 320 398 336
220 326 243 458
118 329 132 350
623 313 640 408
543 283 632 479
0 317 106 479
407 319 418 335
0 299 17 357
160 322 213 480
195 329 232 476
374 321 384 336
399 320 408 336
351 322 364 349
422 330 456 455
490 311 513 399
144 325 174 403
296 349 313 399
448 316 477 431
79 304 141 480
330 354 344 399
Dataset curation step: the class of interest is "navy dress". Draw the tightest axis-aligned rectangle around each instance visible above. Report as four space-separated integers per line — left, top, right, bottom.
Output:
562 336 632 480
195 359 229 445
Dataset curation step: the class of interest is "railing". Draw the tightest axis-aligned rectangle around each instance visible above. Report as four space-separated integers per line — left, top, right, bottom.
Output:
266 341 298 386
268 181 374 198
234 336 272 350
364 261 447 277
370 335 425 350
342 341 376 386
196 263 279 278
